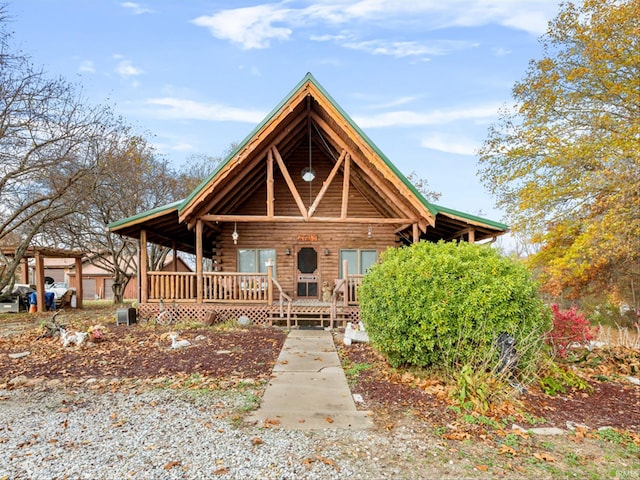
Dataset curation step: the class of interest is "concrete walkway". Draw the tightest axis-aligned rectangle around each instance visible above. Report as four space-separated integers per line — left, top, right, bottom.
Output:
246 329 373 429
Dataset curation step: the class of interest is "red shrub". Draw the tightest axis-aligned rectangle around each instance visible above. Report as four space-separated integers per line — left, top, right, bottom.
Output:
546 304 599 358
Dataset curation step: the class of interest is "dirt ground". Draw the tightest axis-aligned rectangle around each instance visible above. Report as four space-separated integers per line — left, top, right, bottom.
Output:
1 307 639 478
1 308 638 432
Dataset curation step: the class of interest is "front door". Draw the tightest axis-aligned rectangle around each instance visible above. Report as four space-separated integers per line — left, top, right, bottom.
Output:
296 247 318 298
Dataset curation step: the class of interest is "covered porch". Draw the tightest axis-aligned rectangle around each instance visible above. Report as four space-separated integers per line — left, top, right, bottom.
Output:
137 249 363 328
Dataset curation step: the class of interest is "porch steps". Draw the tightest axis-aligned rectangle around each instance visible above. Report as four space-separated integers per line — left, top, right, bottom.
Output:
270 309 349 329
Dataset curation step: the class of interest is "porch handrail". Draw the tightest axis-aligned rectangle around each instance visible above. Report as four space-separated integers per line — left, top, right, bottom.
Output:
330 278 345 327
271 277 292 327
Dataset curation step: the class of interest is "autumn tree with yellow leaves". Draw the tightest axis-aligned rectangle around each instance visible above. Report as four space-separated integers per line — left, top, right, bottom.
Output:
478 0 639 310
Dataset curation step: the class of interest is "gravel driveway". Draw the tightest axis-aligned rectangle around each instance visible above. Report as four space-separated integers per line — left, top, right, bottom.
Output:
1 384 454 480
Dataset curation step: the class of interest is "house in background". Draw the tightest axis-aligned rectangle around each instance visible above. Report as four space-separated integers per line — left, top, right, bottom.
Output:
41 254 192 300
109 73 507 327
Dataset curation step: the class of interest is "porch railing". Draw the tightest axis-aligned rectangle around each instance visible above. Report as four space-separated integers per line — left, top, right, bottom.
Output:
148 272 197 302
148 271 270 303
203 272 269 302
146 271 363 305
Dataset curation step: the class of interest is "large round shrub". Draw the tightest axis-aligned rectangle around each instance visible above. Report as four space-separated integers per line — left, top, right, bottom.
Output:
359 241 550 374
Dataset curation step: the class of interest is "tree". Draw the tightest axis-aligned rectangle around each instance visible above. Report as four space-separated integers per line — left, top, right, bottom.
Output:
176 147 234 198
405 170 441 203
0 7 119 296
44 133 182 303
478 0 639 307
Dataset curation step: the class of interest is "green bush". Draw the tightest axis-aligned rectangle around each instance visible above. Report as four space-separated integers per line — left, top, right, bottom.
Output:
359 241 551 376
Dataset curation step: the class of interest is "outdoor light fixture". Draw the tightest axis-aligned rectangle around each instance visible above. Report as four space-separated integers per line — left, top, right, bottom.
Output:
301 166 315 182
367 224 373 239
324 248 330 256
232 223 239 245
285 248 291 255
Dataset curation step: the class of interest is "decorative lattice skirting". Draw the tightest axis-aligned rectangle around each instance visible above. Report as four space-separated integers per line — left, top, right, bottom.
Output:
137 302 359 327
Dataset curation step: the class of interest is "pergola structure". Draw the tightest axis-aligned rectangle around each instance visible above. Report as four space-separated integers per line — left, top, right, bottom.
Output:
1 246 85 311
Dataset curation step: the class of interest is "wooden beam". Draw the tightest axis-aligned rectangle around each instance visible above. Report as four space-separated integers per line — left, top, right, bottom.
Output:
20 257 28 284
308 149 347 217
446 227 474 242
413 223 420 243
196 220 203 303
35 252 45 312
179 87 310 223
267 149 274 218
341 153 350 218
140 229 148 303
310 111 423 223
271 145 308 219
200 214 416 224
75 257 84 308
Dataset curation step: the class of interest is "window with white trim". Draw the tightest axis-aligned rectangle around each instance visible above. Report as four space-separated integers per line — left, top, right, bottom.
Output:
339 249 377 276
237 249 277 277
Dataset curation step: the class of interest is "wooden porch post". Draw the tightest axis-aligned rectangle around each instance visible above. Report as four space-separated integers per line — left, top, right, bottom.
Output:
267 260 273 306
35 252 45 312
140 230 148 303
172 242 178 272
74 257 84 308
468 229 475 244
196 220 203 303
413 223 420 243
21 257 29 284
342 258 349 303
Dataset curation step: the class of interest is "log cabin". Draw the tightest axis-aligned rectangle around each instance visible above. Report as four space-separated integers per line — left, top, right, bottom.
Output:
109 73 507 327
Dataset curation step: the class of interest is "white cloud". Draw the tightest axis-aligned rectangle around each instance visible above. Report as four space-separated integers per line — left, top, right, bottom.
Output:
146 97 266 123
115 59 143 78
192 1 556 50
354 104 501 128
192 4 292 49
120 2 153 15
420 133 480 156
492 46 512 56
342 39 478 58
78 60 95 73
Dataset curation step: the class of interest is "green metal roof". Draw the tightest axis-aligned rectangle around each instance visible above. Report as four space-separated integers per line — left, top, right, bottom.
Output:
430 203 508 231
108 199 182 230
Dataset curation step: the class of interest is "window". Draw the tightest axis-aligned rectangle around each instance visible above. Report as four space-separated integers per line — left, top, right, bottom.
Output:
339 249 377 276
237 249 277 276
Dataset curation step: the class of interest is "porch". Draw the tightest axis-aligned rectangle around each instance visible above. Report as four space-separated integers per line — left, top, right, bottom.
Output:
137 268 363 328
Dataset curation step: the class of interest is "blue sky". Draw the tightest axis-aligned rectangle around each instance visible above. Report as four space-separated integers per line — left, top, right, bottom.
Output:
8 0 562 227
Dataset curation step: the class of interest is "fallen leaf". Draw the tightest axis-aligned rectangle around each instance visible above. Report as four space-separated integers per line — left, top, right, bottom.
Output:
213 467 229 475
498 444 518 456
533 452 556 463
315 455 340 471
476 465 489 472
263 418 280 428
251 437 263 445
443 431 471 441
325 417 334 424
163 461 180 470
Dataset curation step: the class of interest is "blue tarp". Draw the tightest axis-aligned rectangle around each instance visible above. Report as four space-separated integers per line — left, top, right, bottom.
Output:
28 291 55 310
